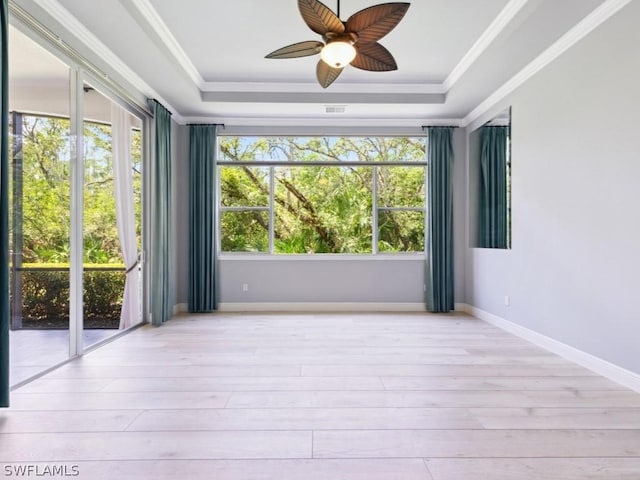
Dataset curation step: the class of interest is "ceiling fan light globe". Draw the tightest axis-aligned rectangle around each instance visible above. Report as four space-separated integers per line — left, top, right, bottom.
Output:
320 41 356 68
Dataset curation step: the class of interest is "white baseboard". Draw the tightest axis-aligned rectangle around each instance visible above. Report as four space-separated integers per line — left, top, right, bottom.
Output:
174 303 188 314
176 302 468 314
217 302 427 312
454 302 467 312
459 303 640 393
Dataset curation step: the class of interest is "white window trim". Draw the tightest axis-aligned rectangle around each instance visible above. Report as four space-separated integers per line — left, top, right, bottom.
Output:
217 136 428 257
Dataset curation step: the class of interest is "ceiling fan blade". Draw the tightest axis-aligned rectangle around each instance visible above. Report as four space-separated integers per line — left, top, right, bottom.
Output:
298 0 345 36
352 42 397 71
265 41 324 59
316 60 344 88
346 3 410 44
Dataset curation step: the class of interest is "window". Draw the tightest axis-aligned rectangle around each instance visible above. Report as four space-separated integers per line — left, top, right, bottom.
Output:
218 136 427 254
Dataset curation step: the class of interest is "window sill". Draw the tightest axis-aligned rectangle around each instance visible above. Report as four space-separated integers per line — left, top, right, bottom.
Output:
218 253 426 261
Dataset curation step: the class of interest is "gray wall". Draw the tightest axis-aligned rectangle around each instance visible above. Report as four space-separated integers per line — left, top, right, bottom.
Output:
219 257 424 305
467 127 482 249
451 128 467 303
173 123 190 306
464 1 640 374
174 128 467 308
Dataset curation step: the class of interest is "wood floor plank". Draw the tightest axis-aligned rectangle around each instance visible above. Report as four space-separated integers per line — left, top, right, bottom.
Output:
253 346 471 355
54 459 433 480
0 410 142 433
13 378 117 393
225 389 640 409
471 407 640 429
126 407 483 431
0 431 312 461
381 376 625 391
45 364 302 379
425 458 640 480
101 376 384 392
301 364 597 377
313 429 640 458
74 353 575 367
8 391 231 411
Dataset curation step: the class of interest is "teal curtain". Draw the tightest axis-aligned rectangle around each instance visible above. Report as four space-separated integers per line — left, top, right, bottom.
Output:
188 125 217 312
425 127 455 313
0 0 9 407
150 100 174 326
480 126 508 248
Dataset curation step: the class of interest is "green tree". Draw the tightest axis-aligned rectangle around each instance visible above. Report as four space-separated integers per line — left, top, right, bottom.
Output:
20 115 71 262
14 115 142 264
10 113 143 326
219 136 426 253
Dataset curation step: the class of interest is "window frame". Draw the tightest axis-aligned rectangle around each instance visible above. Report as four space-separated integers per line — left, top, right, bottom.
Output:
217 135 428 257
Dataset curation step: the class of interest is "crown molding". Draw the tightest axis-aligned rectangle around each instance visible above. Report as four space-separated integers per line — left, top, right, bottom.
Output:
443 0 530 92
462 0 633 127
127 0 205 88
201 90 446 105
25 0 632 128
200 81 446 95
178 115 463 128
134 0 526 97
31 0 181 119
129 0 449 96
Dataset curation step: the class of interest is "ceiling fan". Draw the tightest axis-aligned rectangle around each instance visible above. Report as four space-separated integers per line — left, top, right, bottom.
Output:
265 0 410 88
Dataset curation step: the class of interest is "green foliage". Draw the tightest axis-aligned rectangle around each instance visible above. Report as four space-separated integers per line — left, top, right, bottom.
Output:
12 114 142 264
18 264 125 328
274 166 372 253
378 166 425 207
219 136 427 254
378 211 425 252
9 112 142 328
21 270 70 326
220 166 269 207
19 116 72 262
220 211 269 252
83 270 126 325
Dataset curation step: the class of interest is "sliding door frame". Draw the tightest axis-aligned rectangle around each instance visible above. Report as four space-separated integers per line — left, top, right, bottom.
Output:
5 10 152 392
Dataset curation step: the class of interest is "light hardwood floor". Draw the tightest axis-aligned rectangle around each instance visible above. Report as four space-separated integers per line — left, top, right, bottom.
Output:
2 312 640 479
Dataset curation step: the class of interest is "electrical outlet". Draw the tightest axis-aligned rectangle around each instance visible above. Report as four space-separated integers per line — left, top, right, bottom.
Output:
504 295 510 306
242 283 249 292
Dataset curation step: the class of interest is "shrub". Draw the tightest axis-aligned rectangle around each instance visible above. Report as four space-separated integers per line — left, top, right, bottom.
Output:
15 263 125 329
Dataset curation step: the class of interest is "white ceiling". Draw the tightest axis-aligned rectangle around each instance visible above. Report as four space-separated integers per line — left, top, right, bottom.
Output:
11 0 617 126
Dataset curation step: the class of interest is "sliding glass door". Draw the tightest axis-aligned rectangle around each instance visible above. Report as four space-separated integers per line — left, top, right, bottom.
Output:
8 27 72 384
7 23 146 387
82 83 143 349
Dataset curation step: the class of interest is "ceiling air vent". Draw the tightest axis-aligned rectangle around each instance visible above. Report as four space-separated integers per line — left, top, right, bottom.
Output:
325 105 347 114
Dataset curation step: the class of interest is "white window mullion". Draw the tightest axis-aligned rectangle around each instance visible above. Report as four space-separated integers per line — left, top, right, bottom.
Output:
269 167 275 254
216 143 222 256
424 160 429 255
220 207 269 212
372 166 378 255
